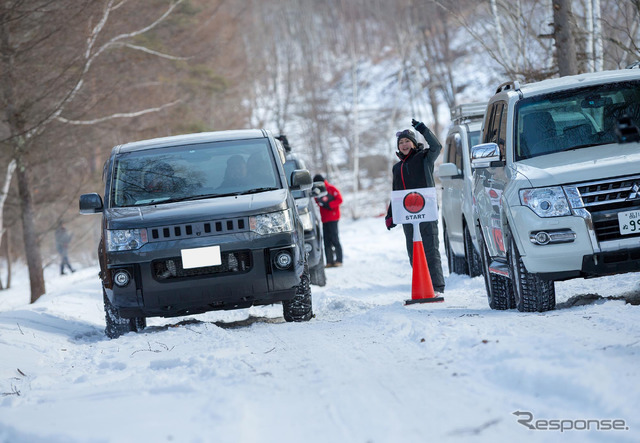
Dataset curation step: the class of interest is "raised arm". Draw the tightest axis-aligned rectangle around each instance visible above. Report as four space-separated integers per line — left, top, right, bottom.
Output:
412 119 442 162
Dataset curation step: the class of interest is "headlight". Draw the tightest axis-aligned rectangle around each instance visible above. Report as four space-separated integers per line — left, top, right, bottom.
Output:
107 229 148 251
520 187 571 217
250 209 294 235
299 211 313 231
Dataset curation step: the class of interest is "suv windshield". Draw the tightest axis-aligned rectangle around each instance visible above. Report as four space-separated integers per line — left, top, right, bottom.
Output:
111 139 281 207
515 80 640 160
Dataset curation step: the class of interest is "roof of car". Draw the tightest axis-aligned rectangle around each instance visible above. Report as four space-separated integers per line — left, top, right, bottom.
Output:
114 129 269 154
495 69 640 102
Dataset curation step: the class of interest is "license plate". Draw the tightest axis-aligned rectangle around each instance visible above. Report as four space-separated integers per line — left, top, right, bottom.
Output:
181 245 221 269
618 210 640 235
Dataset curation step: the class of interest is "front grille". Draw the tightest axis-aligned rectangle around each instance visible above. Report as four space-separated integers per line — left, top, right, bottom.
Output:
148 217 248 241
568 174 640 242
152 250 252 281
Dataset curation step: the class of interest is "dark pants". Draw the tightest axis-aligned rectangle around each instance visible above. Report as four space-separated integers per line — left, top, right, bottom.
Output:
402 222 445 293
60 252 74 275
323 221 343 265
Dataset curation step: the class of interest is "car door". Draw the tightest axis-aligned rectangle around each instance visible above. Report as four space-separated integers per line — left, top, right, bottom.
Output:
474 101 510 260
442 131 465 256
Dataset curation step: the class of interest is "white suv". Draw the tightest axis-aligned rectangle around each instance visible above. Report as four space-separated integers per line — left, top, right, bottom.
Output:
438 102 486 277
471 68 640 312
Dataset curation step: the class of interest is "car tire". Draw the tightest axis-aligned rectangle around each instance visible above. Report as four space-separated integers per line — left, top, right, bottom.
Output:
283 262 313 322
310 256 327 287
479 233 514 310
507 233 556 312
464 225 483 277
444 225 467 275
103 287 141 339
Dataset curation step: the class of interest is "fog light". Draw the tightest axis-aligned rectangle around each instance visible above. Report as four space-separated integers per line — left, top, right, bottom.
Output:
274 251 293 270
304 242 313 253
533 231 551 245
114 270 130 287
530 229 576 245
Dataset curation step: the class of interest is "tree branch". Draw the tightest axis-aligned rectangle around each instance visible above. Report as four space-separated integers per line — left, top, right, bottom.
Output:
55 99 183 125
27 0 184 139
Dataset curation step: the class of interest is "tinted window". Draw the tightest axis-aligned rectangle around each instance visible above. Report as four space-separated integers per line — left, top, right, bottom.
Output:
454 133 463 172
468 130 481 151
111 139 280 207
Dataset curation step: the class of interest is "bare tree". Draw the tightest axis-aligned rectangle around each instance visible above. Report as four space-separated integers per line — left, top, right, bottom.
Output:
0 0 190 302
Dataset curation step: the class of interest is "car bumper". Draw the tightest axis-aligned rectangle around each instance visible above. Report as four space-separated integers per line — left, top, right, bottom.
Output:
509 206 640 280
103 232 303 318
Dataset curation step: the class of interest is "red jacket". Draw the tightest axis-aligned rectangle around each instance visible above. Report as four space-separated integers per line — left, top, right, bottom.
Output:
315 180 342 223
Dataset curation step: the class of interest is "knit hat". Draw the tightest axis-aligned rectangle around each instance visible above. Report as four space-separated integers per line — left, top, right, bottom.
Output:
396 129 418 148
313 174 325 182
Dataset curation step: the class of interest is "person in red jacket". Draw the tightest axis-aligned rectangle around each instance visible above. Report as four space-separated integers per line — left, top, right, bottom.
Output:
313 174 343 268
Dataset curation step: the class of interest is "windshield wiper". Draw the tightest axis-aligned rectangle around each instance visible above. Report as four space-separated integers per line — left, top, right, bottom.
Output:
236 187 279 195
162 192 242 203
559 142 603 152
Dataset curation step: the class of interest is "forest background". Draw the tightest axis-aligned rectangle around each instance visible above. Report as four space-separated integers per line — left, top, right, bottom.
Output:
0 0 638 302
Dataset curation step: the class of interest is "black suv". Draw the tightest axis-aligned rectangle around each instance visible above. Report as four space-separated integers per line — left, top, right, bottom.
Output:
80 130 313 338
280 140 326 286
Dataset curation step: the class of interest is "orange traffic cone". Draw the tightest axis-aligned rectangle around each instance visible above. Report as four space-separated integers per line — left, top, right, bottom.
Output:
405 237 444 305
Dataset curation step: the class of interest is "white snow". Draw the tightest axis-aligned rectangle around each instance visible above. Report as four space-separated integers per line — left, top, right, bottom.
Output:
1 216 639 443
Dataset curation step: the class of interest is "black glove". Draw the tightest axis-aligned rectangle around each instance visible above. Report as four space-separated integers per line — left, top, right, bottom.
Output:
385 216 396 230
317 196 331 210
411 118 427 133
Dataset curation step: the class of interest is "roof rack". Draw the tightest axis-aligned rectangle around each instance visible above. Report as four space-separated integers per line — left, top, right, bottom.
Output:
450 102 487 123
495 80 521 94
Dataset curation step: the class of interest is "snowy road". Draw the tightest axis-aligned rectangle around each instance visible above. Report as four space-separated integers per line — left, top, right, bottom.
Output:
1 217 639 442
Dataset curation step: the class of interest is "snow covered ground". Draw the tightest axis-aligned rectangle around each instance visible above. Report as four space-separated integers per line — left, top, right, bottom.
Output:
1 216 639 443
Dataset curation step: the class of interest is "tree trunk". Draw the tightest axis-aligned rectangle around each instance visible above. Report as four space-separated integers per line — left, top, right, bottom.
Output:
4 232 11 290
15 155 45 303
553 0 578 76
592 0 603 71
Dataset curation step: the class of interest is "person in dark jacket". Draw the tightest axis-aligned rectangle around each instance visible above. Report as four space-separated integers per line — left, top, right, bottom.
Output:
55 224 75 275
385 119 445 294
313 174 344 268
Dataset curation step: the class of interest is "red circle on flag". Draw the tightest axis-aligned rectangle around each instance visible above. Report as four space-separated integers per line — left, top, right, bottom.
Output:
403 192 425 214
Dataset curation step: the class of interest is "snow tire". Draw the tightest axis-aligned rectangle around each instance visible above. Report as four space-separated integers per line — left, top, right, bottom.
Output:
464 225 483 277
479 233 514 310
103 287 145 339
507 234 556 312
283 262 313 322
444 226 467 275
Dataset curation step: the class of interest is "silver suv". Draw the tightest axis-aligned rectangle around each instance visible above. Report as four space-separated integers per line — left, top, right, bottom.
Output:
438 102 486 277
471 69 640 312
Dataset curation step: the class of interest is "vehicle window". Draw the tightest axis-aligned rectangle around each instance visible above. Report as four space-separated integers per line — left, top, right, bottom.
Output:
496 102 508 157
515 80 640 160
468 130 481 152
111 139 281 207
446 135 456 164
482 104 497 144
453 133 463 173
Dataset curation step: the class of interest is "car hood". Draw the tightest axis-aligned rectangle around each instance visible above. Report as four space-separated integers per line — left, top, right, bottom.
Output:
105 189 289 229
514 143 640 188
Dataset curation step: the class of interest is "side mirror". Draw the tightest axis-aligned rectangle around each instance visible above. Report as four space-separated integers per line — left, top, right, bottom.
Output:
290 169 312 191
79 193 104 214
437 162 462 178
471 143 504 169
